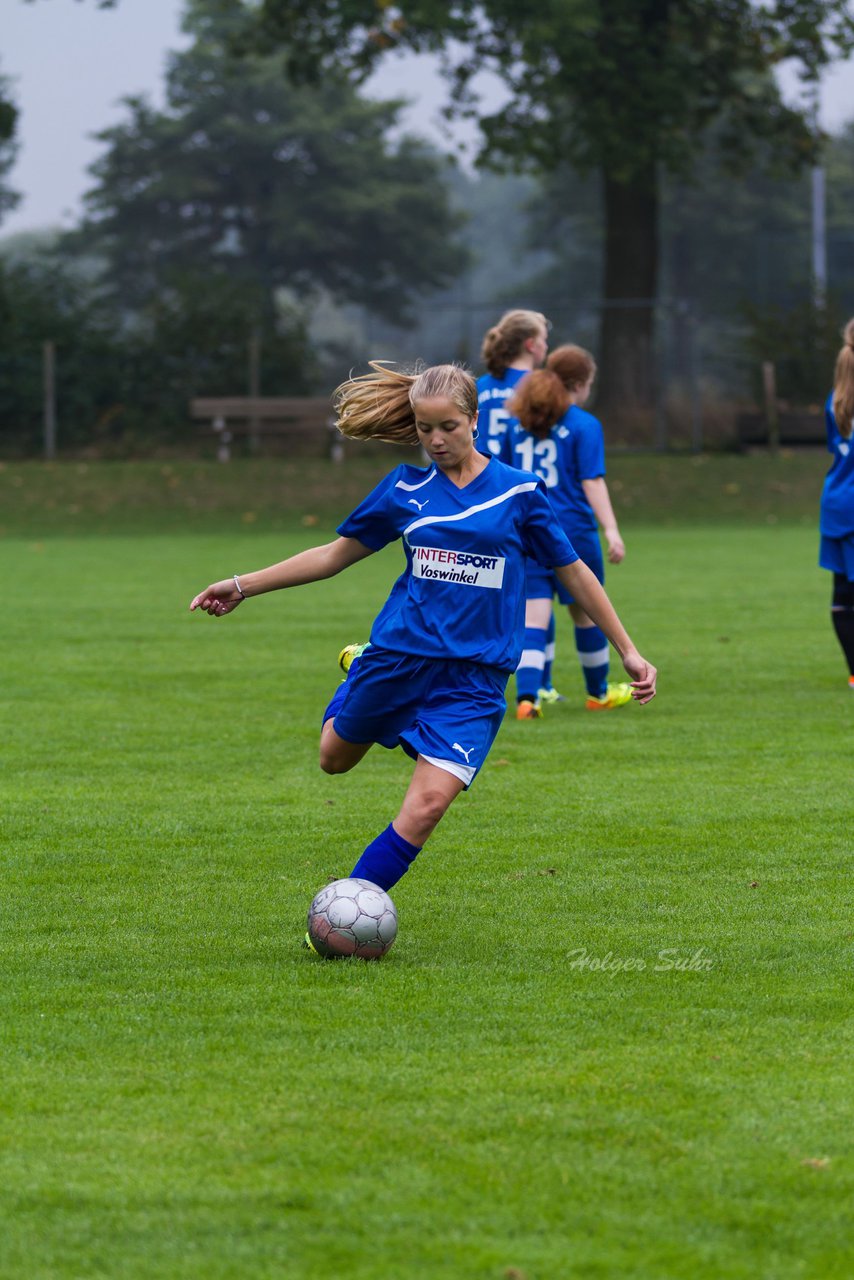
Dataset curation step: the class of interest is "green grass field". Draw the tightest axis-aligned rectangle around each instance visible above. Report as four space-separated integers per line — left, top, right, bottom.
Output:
1 456 851 1279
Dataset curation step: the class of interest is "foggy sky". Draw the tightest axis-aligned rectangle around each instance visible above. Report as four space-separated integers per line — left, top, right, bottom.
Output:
3 0 852 237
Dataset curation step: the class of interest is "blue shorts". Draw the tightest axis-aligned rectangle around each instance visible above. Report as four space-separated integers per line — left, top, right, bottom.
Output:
321 646 508 788
526 529 604 606
820 533 854 581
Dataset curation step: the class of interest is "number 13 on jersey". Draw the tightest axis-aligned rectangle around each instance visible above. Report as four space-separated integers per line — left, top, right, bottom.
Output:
514 436 559 488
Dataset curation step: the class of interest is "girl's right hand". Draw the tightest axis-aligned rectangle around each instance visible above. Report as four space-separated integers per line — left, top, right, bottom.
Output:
605 528 625 563
189 580 244 617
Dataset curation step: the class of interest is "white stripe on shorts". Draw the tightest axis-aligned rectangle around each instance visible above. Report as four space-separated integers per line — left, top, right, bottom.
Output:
419 753 476 787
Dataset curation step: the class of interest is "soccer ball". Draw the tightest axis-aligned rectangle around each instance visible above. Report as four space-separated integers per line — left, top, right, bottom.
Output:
307 878 398 959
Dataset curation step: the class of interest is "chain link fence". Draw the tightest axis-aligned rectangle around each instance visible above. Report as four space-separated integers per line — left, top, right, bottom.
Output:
2 294 844 458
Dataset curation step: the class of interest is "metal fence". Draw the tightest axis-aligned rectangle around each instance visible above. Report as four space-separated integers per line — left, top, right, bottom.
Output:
359 296 751 452
1 294 842 458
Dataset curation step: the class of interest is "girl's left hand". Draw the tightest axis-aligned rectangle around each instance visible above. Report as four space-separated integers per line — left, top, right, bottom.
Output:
622 651 657 703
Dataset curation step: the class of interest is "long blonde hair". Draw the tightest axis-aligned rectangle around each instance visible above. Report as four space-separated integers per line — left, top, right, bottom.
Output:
832 318 854 440
333 362 477 446
481 310 548 378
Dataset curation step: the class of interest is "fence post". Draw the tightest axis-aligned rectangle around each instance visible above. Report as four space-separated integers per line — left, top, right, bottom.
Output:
213 415 232 463
654 303 667 452
687 305 703 453
328 415 344 464
762 361 779 456
248 329 261 455
43 340 56 460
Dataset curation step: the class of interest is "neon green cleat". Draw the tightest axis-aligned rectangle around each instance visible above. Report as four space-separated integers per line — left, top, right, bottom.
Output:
302 931 319 955
538 686 566 705
586 682 633 711
338 642 369 674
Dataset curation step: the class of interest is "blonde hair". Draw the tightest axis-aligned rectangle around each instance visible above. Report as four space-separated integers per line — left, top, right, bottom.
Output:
481 310 548 378
509 345 597 440
832 318 854 440
333 361 477 446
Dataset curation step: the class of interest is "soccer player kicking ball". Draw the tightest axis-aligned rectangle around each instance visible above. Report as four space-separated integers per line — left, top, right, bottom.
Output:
190 363 656 935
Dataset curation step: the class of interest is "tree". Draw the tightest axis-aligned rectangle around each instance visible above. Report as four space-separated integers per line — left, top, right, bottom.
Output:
0 67 21 226
826 118 854 270
244 0 854 419
74 0 466 340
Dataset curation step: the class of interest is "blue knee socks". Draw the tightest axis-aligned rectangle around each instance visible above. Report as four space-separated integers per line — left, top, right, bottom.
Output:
349 823 422 892
516 624 548 702
575 624 609 698
542 611 557 692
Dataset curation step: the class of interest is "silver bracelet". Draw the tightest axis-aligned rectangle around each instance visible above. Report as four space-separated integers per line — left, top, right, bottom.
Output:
233 574 246 599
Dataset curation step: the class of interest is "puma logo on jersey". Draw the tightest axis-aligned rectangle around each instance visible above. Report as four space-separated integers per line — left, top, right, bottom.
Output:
407 498 429 510
452 743 474 763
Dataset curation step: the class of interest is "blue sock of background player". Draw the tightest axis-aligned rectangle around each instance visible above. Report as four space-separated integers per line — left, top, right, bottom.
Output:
574 622 610 699
515 623 548 702
541 611 557 692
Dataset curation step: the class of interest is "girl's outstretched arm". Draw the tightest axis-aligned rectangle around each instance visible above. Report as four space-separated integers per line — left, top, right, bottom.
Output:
189 536 375 617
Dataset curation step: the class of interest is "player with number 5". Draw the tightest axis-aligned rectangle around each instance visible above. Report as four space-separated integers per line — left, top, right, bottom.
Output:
476 310 550 458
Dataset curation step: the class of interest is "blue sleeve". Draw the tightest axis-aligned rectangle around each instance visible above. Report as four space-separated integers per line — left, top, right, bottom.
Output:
336 469 401 551
826 393 837 454
576 415 606 480
521 479 579 567
496 423 515 466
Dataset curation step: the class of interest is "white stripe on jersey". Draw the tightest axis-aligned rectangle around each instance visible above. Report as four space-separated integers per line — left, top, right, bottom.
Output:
403 481 538 537
395 469 437 492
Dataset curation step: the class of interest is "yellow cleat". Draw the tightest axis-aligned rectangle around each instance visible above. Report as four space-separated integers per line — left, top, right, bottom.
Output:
538 686 566 705
338 642 369 674
302 931 319 955
586 682 633 711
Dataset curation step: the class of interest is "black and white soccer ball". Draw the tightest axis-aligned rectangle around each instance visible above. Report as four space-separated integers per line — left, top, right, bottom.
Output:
307 878 398 959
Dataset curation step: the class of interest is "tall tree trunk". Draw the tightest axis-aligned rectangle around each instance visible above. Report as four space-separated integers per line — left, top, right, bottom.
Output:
597 167 659 432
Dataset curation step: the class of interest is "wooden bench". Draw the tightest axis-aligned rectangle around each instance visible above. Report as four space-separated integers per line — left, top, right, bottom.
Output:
190 396 342 462
736 409 826 450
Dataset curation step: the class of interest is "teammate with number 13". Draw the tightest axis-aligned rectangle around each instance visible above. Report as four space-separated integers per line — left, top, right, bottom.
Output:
503 345 631 716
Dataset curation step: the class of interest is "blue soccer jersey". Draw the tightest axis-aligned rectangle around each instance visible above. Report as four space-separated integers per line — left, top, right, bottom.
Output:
502 404 606 536
820 392 854 540
475 368 529 458
336 457 577 672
